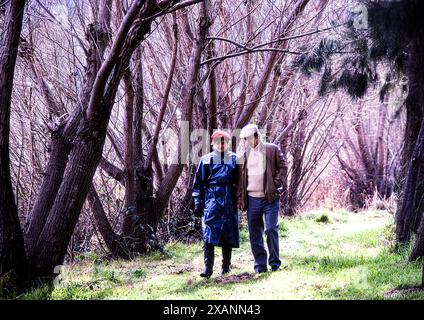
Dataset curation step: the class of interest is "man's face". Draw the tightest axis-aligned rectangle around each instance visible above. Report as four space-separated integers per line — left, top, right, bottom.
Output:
244 135 257 148
212 138 229 153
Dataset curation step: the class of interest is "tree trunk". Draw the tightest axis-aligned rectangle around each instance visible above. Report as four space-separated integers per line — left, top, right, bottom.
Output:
410 210 424 261
24 130 71 253
87 185 127 258
0 0 29 293
171 164 200 240
121 67 137 246
396 41 424 244
285 117 306 216
396 116 424 244
29 112 112 277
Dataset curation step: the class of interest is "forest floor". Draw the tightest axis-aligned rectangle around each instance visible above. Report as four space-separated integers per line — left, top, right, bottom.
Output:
21 209 424 300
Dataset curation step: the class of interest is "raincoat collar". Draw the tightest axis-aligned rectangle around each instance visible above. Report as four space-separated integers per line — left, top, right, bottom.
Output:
211 149 233 164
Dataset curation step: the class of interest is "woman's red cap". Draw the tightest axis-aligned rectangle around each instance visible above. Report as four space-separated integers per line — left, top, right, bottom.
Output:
211 130 231 141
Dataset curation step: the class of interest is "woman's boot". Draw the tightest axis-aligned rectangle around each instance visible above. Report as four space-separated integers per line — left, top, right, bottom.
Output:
200 242 214 278
221 245 232 275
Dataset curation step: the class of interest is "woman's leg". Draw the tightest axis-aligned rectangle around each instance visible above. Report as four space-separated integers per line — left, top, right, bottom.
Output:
221 236 232 274
200 241 214 278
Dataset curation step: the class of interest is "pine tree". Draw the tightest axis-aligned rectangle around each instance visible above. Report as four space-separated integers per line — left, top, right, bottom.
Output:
295 0 424 255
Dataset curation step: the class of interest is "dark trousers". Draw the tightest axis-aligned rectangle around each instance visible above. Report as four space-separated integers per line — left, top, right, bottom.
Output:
247 196 281 272
203 239 232 270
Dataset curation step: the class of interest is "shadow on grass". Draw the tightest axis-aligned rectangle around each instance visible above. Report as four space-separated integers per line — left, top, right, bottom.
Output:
170 271 272 296
384 286 424 299
213 272 256 284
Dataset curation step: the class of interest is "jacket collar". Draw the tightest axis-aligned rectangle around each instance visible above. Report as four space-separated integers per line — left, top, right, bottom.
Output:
246 140 265 154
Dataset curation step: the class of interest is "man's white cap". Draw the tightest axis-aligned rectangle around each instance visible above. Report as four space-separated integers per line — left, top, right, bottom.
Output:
240 123 259 139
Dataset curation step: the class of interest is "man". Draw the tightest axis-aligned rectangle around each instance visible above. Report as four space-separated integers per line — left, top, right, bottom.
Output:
192 130 239 278
237 124 285 273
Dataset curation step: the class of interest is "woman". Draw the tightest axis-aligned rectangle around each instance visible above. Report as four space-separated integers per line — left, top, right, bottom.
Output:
192 130 239 278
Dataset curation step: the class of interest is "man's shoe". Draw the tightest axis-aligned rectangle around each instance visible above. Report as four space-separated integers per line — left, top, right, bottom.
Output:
271 266 280 272
221 267 231 275
256 268 267 274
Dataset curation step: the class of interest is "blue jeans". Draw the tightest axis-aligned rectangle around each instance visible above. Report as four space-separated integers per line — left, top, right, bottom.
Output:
247 196 281 272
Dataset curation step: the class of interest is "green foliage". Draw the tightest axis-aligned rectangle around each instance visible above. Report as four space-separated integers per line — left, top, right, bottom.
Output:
278 220 289 236
52 281 114 300
315 213 331 223
381 223 398 251
132 268 146 279
0 272 23 299
294 38 341 76
294 0 424 101
239 228 250 243
15 285 52 300
92 267 122 284
76 251 112 265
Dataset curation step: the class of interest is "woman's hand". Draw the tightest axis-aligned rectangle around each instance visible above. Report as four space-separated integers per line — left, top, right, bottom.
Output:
194 204 203 216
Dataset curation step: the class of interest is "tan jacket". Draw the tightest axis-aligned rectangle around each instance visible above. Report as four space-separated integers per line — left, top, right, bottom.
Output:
237 142 286 211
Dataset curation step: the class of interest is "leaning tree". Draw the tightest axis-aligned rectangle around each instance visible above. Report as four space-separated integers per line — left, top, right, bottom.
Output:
0 0 28 294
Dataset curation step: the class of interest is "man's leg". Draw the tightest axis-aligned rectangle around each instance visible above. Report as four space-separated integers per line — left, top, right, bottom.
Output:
247 196 267 273
264 199 281 270
200 241 214 278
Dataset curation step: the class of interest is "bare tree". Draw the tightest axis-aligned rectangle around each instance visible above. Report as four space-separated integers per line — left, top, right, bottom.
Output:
0 0 28 294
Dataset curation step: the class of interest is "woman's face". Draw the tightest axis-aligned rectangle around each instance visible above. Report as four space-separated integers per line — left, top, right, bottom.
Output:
212 138 229 153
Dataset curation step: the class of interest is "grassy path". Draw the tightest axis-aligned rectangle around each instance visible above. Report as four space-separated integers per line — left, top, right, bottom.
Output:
22 209 424 299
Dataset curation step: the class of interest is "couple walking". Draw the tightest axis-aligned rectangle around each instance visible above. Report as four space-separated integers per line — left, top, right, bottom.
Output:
192 124 286 278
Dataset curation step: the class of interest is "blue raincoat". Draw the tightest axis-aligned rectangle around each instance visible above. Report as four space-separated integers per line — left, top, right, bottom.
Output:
192 150 240 248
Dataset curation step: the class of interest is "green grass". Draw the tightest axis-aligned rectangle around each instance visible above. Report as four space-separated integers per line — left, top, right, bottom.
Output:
18 209 424 300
